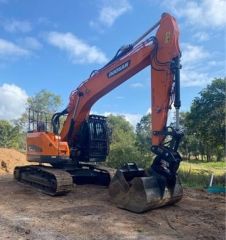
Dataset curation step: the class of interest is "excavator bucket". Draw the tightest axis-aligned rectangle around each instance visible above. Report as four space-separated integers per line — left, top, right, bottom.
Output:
109 163 183 213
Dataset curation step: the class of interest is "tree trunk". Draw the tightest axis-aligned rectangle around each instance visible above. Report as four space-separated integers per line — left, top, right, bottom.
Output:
216 153 222 162
206 154 210 162
201 155 204 161
188 153 190 161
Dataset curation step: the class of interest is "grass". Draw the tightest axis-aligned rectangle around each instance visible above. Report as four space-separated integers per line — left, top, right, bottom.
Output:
178 160 226 189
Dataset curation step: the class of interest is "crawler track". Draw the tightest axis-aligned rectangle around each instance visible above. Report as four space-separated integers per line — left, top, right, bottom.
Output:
14 165 73 196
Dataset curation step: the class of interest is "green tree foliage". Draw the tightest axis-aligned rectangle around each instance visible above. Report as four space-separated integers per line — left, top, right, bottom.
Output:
0 120 22 149
17 89 62 130
13 90 63 150
106 115 148 168
0 89 62 151
179 112 200 160
135 114 152 155
27 89 62 113
184 78 225 161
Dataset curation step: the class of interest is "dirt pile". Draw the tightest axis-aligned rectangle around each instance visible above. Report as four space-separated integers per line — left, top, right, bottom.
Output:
0 148 27 175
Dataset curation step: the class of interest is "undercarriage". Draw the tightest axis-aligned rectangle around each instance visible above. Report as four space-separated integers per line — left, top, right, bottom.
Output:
14 161 111 196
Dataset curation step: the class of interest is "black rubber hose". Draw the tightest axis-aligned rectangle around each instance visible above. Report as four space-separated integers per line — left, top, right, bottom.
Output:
51 108 68 134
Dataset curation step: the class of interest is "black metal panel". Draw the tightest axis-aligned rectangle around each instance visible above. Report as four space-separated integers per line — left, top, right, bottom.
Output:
76 115 109 162
117 163 146 182
67 167 110 186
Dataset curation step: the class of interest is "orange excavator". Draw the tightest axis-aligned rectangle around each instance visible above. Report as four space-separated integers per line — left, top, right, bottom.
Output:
14 13 183 213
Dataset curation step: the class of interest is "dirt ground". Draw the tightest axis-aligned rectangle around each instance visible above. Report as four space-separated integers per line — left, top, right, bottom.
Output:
0 174 225 240
0 149 225 239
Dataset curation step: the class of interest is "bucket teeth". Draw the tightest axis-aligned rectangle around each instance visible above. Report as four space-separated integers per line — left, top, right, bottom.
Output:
109 169 183 213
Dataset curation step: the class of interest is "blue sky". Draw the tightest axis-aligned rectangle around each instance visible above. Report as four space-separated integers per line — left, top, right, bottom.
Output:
0 0 225 126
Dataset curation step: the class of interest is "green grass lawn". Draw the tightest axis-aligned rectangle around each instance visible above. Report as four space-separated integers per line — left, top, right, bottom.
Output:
178 160 226 189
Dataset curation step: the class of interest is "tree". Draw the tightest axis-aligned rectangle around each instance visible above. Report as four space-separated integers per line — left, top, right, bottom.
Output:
185 78 225 161
106 115 147 168
12 90 63 150
179 112 198 160
135 114 152 155
0 120 22 149
27 89 62 113
17 89 62 130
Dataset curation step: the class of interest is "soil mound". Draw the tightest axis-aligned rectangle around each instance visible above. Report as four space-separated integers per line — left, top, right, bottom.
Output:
0 148 27 175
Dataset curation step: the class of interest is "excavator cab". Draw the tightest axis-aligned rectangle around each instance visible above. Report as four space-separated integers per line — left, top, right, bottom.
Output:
76 115 109 162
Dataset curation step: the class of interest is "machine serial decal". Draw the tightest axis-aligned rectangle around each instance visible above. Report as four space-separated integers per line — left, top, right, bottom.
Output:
107 60 130 78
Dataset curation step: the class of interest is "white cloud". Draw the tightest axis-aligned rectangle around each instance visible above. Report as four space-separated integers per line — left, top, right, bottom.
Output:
92 111 141 127
163 0 226 28
180 43 213 87
99 0 132 27
130 82 144 88
0 38 29 58
181 70 211 87
194 32 209 42
38 17 58 28
207 60 225 67
181 43 209 65
0 84 28 120
107 112 142 127
18 37 42 50
2 19 32 33
120 113 142 127
47 31 108 64
146 108 151 114
90 0 132 28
